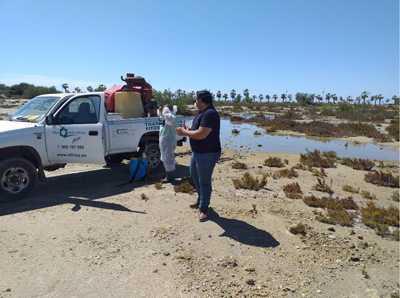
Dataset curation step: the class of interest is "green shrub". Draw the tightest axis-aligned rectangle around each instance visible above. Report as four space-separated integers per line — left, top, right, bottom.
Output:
263 156 285 168
342 185 359 193
386 122 399 141
317 209 357 227
362 201 399 239
232 172 267 191
302 195 358 210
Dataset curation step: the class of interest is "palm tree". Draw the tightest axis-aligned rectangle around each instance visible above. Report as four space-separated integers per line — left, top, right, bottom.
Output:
236 94 242 103
325 93 331 104
288 94 292 103
243 89 249 100
315 94 322 103
258 94 264 102
377 94 383 105
392 95 399 105
74 87 82 93
230 89 236 101
346 96 353 103
370 95 376 105
280 93 286 103
355 96 361 104
331 94 337 104
265 94 270 103
252 95 257 102
216 90 222 101
176 89 182 98
62 83 69 92
87 86 94 92
361 91 368 105
310 94 315 103
95 84 107 91
272 94 277 103
223 93 228 101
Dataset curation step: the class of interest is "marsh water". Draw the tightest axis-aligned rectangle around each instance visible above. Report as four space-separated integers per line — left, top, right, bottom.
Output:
183 116 399 162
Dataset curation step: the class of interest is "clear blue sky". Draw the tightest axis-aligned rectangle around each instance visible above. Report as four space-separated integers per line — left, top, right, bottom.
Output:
0 0 398 101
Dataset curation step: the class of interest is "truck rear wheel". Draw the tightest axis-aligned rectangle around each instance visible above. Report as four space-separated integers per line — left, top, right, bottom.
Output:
0 158 38 202
139 142 163 173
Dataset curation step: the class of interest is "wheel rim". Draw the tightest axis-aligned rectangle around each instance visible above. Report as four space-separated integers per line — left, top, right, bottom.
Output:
1 166 30 194
148 148 161 169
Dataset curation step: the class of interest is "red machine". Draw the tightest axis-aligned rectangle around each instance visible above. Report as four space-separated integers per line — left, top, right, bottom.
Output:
104 73 155 115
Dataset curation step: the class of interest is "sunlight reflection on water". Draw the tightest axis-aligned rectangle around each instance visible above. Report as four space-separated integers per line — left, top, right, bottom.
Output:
183 116 399 161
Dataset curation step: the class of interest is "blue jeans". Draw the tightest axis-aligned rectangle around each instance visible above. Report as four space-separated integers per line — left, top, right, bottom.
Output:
190 151 221 211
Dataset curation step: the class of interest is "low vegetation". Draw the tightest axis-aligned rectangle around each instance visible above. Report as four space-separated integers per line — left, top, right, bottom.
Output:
312 177 334 194
282 182 302 199
263 156 285 168
340 157 375 171
364 171 399 188
361 190 376 200
386 122 399 141
232 172 267 191
312 168 327 177
342 184 359 193
303 195 359 210
231 162 248 169
299 150 337 169
391 191 399 202
362 201 399 239
316 209 358 227
272 167 298 179
174 175 195 194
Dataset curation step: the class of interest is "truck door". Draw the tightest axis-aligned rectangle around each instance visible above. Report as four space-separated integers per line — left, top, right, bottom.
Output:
45 94 106 164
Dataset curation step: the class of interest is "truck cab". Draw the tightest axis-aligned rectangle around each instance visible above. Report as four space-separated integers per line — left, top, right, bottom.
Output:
0 92 185 202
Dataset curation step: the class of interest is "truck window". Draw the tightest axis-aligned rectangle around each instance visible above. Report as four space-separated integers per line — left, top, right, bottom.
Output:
57 95 100 124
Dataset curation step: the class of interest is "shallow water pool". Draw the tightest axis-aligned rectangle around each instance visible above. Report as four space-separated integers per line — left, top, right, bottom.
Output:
183 117 399 161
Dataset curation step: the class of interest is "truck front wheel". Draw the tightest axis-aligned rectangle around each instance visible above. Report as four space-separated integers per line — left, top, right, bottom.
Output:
139 142 163 173
0 158 38 202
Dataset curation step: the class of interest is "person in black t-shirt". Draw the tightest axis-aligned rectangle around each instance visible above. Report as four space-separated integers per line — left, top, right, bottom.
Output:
175 90 221 222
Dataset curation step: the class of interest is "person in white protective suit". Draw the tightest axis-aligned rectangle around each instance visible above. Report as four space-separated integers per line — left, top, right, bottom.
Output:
157 104 178 183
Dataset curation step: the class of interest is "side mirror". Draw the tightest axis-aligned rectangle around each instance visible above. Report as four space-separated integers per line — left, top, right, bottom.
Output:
46 114 54 125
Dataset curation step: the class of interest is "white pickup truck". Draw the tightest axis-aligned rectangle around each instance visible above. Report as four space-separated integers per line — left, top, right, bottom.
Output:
0 92 185 202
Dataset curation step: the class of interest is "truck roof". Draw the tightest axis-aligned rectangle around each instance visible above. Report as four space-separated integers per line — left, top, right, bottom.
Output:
35 93 75 98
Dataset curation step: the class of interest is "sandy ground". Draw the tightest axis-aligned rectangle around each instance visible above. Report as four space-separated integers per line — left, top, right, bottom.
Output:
0 145 399 298
1 99 399 297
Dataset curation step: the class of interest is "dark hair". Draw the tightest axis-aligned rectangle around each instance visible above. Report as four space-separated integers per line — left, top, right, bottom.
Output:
196 90 212 103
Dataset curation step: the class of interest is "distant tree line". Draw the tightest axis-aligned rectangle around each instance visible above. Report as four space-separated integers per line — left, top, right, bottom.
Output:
0 82 108 99
1 82 398 106
0 83 59 99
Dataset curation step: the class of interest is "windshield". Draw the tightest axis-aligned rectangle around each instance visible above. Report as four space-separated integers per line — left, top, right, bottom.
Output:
10 96 61 123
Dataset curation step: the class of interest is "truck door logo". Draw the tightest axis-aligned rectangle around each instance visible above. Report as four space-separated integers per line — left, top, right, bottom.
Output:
59 126 74 138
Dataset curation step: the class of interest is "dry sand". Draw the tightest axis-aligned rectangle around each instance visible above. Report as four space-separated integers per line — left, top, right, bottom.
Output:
0 99 399 297
0 145 399 298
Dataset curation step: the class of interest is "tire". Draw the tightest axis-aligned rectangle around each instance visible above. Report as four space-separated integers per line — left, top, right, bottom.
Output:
139 142 163 173
0 158 38 202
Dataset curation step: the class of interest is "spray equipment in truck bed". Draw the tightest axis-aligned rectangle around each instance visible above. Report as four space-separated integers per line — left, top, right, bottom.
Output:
104 73 156 116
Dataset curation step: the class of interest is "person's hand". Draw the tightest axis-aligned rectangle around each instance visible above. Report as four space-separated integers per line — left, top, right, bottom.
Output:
175 127 185 136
